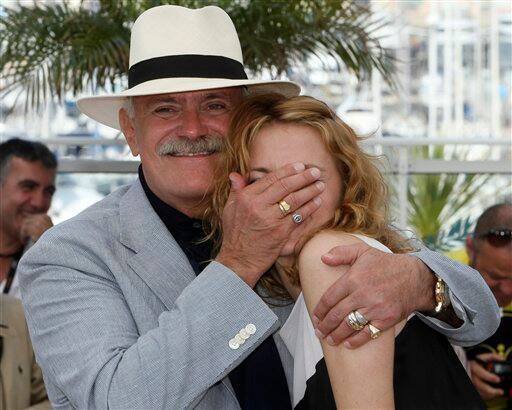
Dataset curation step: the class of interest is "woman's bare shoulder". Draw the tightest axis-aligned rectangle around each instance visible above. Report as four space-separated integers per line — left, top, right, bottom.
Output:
299 230 365 265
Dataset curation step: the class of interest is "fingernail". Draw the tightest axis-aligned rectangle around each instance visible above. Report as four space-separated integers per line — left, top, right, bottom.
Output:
310 167 321 178
326 336 335 346
343 341 352 349
312 315 320 326
294 162 305 171
315 181 325 190
314 197 322 206
315 329 324 339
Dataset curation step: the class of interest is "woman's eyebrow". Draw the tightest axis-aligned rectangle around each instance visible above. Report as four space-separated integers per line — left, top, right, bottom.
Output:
250 167 270 173
304 163 326 171
250 164 325 173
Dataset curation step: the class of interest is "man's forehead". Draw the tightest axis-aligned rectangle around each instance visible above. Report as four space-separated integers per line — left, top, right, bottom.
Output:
7 157 56 181
135 87 243 104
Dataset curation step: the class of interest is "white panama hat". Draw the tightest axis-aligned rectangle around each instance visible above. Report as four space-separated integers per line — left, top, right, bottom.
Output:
77 5 301 130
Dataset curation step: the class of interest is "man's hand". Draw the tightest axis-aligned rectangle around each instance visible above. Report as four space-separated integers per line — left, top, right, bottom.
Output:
470 353 505 400
19 214 53 244
216 162 324 287
312 242 436 348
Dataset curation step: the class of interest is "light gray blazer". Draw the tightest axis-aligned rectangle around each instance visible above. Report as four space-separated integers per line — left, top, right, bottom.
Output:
18 180 499 409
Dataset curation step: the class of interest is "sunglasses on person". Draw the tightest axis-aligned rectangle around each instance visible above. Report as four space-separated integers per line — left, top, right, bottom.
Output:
474 229 512 247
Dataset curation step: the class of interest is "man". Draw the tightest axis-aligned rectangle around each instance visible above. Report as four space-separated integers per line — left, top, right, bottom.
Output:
0 138 56 298
0 294 51 409
465 204 512 407
19 5 499 408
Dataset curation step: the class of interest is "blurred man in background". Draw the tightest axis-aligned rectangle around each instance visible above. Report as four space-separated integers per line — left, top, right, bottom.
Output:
465 203 512 408
0 293 50 409
0 138 56 298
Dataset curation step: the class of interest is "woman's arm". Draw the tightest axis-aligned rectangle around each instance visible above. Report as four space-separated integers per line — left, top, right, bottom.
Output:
298 231 395 409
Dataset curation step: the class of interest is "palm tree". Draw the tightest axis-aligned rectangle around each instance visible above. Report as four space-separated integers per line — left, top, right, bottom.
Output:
407 146 491 250
1 0 395 109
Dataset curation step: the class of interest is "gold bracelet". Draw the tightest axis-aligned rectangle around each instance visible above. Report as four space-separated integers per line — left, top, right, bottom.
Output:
434 276 448 313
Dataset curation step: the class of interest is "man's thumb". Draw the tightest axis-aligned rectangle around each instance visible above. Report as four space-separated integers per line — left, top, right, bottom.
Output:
321 243 366 266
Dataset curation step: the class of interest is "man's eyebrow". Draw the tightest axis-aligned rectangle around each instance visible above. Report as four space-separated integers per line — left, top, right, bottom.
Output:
488 269 511 280
150 97 179 104
148 93 230 105
18 179 40 186
203 93 231 100
250 164 325 173
18 179 55 192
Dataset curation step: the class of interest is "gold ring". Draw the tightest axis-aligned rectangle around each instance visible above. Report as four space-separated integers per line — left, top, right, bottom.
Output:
278 200 291 215
368 323 381 339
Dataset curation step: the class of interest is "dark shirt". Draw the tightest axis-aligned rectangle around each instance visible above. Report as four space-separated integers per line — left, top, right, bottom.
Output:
296 316 485 410
139 167 292 409
1 248 24 294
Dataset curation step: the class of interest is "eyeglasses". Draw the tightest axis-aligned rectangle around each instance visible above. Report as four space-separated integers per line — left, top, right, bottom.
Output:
474 229 512 247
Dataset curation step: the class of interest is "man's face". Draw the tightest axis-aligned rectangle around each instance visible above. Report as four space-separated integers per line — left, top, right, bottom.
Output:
119 88 244 215
467 237 512 307
0 157 56 242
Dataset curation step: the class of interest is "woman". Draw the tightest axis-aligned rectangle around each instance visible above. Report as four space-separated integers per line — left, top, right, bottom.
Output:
207 93 483 409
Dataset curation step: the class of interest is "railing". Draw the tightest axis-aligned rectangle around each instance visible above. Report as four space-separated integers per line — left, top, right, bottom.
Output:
42 136 512 227
44 136 512 172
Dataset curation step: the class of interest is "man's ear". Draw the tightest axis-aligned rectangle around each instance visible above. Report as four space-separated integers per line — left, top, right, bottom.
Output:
465 236 476 263
119 108 139 157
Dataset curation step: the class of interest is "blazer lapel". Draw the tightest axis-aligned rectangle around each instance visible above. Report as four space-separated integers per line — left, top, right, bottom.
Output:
119 181 239 403
119 180 196 310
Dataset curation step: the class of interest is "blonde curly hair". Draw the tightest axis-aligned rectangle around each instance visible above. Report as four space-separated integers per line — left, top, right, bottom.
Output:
205 93 412 300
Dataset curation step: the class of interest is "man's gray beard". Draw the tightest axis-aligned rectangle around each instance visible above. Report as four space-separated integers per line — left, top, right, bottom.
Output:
157 135 225 156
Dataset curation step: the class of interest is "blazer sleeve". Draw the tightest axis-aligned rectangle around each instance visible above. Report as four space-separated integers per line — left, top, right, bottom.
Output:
411 247 500 347
18 222 279 409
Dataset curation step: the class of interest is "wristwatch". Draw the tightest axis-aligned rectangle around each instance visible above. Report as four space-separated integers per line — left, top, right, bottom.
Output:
434 275 451 313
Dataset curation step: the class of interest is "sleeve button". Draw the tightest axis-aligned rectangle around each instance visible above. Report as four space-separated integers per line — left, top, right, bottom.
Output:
239 328 250 339
245 324 256 335
229 338 240 350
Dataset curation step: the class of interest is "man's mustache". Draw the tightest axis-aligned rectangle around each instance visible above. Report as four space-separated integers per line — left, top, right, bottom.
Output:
157 136 225 156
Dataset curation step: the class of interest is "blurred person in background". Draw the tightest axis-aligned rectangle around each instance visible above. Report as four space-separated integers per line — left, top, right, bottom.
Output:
465 203 512 408
0 138 57 298
0 293 50 409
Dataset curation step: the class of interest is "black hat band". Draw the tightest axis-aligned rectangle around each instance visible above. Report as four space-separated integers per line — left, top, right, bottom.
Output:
128 54 248 88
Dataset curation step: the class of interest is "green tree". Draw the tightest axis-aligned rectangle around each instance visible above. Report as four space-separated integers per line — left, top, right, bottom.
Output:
407 146 491 250
1 0 395 109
